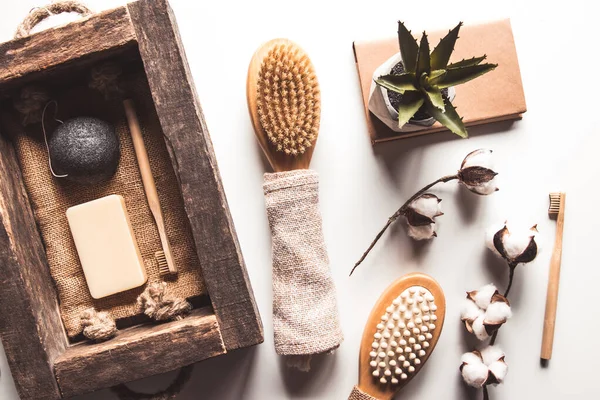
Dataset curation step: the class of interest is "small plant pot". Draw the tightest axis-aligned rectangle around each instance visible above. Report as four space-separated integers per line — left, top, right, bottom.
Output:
368 53 456 133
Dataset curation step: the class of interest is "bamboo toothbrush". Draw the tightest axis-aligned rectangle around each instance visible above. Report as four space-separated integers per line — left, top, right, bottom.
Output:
123 99 177 276
349 273 446 399
541 192 566 360
247 38 320 171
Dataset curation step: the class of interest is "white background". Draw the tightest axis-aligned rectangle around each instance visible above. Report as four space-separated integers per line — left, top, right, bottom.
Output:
0 1 598 399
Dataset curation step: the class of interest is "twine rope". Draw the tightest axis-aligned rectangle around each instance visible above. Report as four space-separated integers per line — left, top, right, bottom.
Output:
80 308 117 341
137 282 192 322
14 1 92 39
111 365 194 400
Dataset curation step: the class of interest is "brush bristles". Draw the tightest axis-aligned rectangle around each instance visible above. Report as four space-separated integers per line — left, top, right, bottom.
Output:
256 43 320 156
155 251 170 275
548 193 562 215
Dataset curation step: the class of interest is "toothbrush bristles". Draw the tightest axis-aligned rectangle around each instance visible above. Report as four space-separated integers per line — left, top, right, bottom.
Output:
155 251 170 275
548 192 562 215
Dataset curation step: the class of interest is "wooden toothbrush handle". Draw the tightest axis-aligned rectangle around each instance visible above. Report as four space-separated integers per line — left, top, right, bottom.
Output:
123 99 175 268
541 196 565 360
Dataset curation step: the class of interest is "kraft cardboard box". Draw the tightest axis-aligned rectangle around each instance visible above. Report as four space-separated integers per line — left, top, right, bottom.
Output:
353 19 527 144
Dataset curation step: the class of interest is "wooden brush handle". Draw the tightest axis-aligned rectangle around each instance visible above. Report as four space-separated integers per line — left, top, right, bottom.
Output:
541 195 565 360
123 99 175 271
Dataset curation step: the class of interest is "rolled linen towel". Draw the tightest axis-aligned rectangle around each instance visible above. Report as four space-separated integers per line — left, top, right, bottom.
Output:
263 169 343 370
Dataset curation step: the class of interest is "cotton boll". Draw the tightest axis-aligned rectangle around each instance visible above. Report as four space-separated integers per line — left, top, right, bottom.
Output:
465 178 498 195
460 352 489 388
473 284 497 309
486 222 540 265
461 363 489 388
485 223 505 258
461 347 507 389
488 360 508 383
502 231 534 260
461 149 494 170
461 299 482 321
458 149 499 195
410 194 442 219
461 351 483 365
485 302 512 324
481 346 505 365
407 224 436 240
471 315 489 340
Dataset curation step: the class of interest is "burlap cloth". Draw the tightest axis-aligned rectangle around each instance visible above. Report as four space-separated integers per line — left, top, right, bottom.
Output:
5 74 206 337
348 386 378 400
263 170 343 357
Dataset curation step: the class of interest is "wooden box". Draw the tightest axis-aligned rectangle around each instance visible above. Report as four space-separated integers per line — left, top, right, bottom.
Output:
0 1 263 398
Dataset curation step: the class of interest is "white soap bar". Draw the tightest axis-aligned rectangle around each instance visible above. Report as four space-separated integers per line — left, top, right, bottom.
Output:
67 194 147 299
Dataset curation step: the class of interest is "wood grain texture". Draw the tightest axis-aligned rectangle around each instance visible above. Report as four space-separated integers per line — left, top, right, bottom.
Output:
0 6 136 93
246 38 317 172
354 273 446 400
541 193 566 360
123 98 177 275
54 307 225 398
127 0 263 350
0 113 67 400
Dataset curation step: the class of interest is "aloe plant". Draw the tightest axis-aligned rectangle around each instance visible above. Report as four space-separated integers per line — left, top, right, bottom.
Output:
376 22 497 138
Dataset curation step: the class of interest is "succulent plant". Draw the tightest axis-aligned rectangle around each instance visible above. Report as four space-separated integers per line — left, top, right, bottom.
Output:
376 21 497 138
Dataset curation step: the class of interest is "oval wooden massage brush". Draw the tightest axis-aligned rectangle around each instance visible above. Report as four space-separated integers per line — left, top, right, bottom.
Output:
349 273 446 399
247 38 321 170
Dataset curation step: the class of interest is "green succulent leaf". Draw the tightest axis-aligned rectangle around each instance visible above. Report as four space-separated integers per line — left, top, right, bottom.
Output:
435 63 497 89
375 73 417 94
425 70 447 87
416 32 431 77
425 99 468 138
424 87 445 111
447 55 487 69
397 21 419 73
430 22 462 70
397 91 425 128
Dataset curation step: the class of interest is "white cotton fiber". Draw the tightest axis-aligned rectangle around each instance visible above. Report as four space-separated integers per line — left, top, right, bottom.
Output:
411 196 441 219
488 360 508 383
473 284 497 309
502 229 534 260
485 223 505 257
461 351 483 365
485 301 512 323
461 362 489 388
466 178 498 195
407 224 435 240
461 299 482 320
462 149 494 170
472 315 489 340
481 345 504 365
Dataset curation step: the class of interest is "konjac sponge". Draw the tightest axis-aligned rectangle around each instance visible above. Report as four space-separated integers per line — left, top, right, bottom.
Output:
49 116 120 184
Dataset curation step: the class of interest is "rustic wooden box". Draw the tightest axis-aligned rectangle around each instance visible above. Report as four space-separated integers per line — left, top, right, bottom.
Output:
0 1 263 398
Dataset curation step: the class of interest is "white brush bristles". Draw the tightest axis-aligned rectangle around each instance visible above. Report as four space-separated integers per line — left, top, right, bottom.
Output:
370 286 438 385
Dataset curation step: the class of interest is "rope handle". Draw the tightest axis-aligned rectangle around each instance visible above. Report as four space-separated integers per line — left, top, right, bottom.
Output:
14 1 92 39
111 365 193 400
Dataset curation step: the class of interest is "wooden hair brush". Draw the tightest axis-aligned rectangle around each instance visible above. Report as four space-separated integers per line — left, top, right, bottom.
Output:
247 38 320 171
349 273 446 399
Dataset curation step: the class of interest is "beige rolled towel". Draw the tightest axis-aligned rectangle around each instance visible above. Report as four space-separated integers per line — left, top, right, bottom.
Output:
263 169 343 371
348 386 378 400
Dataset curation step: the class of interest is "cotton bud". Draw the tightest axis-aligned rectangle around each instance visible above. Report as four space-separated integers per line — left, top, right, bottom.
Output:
458 149 498 195
404 193 443 240
486 222 539 266
460 346 508 388
461 284 512 340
